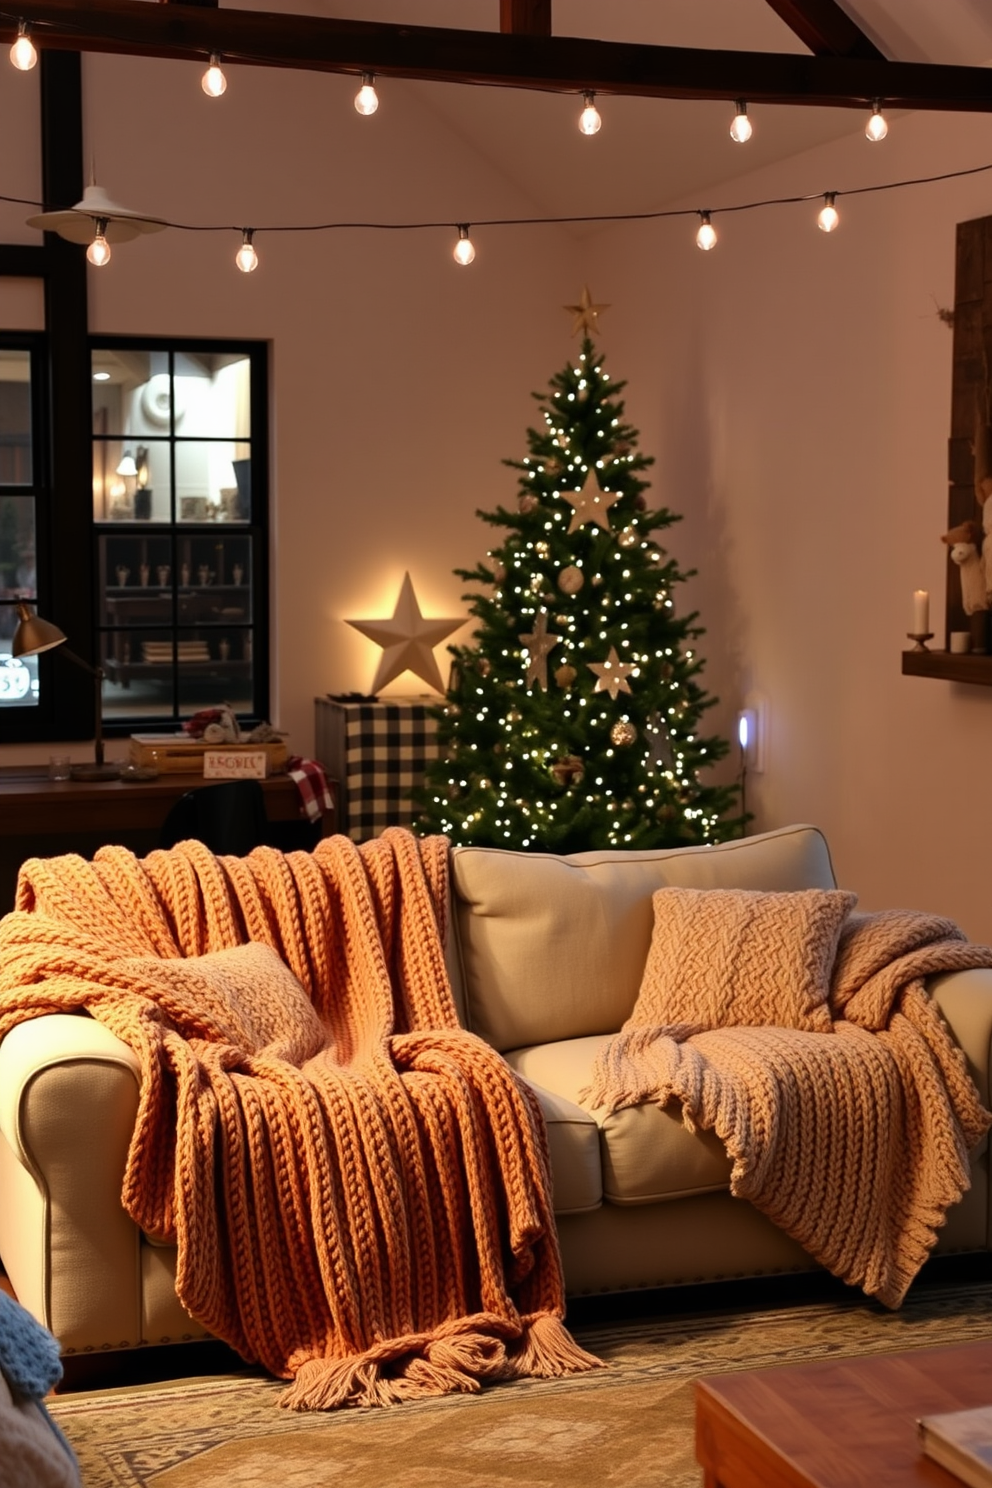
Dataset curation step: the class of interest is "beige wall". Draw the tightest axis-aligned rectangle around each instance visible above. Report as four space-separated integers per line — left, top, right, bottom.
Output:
585 108 992 939
3 56 991 942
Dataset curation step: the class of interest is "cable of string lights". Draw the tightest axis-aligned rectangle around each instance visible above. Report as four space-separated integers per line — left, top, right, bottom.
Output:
4 156 991 272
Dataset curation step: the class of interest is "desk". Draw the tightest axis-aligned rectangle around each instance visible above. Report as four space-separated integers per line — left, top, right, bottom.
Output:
0 767 336 912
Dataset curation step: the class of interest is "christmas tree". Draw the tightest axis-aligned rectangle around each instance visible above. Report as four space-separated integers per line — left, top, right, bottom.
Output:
415 297 740 852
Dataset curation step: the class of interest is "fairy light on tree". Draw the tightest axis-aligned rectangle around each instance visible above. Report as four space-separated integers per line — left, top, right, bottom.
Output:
415 292 740 852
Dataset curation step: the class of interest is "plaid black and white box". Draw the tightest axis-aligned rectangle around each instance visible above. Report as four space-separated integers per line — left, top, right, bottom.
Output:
314 697 441 842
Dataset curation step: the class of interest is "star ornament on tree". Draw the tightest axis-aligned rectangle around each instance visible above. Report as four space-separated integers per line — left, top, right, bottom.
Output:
564 286 610 338
518 610 561 691
562 468 620 534
346 572 464 693
588 646 637 700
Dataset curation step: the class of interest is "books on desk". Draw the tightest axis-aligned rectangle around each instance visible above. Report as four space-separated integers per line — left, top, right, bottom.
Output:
919 1404 992 1486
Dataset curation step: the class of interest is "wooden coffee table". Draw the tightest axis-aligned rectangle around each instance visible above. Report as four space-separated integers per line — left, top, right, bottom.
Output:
696 1337 992 1486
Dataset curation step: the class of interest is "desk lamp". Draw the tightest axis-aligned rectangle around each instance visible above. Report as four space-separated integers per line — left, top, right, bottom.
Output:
12 602 121 780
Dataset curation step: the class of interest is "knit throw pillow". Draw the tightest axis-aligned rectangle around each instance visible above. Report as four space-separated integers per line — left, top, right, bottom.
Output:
122 942 325 1054
628 886 858 1034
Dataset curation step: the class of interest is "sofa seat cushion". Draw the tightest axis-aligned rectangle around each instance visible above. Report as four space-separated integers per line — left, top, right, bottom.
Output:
505 1037 732 1206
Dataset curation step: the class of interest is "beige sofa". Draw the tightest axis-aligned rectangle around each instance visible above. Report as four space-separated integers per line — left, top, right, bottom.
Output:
1 822 990 1361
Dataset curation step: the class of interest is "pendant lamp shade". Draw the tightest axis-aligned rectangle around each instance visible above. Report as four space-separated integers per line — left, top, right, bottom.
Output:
26 184 166 244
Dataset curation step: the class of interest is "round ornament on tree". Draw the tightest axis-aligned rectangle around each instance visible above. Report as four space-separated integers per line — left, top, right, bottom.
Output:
610 720 637 747
554 663 577 688
558 565 584 594
519 494 538 514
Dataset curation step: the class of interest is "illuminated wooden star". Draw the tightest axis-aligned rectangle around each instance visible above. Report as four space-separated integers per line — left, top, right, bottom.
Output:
564 286 610 337
562 468 620 534
518 611 561 691
588 646 637 700
346 572 464 693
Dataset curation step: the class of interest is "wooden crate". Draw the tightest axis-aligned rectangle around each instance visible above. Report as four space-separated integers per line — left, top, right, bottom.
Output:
129 734 289 775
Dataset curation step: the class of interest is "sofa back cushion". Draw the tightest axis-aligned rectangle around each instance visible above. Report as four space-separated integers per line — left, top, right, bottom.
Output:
449 824 837 1052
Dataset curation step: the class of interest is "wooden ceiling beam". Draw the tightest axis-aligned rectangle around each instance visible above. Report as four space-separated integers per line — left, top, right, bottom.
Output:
500 0 551 38
761 0 885 60
5 0 992 115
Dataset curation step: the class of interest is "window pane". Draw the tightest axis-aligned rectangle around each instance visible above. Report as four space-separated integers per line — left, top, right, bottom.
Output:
102 628 175 722
0 349 32 486
176 441 251 522
0 648 38 707
175 353 251 439
0 493 36 598
92 349 169 438
176 627 253 714
99 532 175 624
93 438 173 523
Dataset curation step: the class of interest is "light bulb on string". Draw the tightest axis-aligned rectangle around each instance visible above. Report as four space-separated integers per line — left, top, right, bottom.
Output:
695 211 717 251
453 225 475 266
10 21 37 71
579 91 602 135
865 100 888 142
86 219 111 268
817 192 840 232
729 101 752 144
235 229 258 273
355 72 379 115
202 54 227 97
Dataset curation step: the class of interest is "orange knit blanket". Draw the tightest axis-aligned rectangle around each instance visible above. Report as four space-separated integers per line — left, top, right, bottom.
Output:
0 829 599 1409
585 906 992 1308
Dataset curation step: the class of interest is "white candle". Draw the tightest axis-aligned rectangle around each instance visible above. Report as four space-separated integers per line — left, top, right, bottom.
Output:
912 589 930 634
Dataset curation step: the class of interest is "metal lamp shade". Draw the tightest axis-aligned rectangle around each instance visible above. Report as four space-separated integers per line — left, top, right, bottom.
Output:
12 603 67 658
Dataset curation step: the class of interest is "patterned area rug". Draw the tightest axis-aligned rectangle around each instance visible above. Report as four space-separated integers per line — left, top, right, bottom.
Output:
49 1280 992 1488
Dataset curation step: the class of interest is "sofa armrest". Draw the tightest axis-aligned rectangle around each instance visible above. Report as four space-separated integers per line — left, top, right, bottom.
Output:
928 967 992 1111
0 1014 143 1352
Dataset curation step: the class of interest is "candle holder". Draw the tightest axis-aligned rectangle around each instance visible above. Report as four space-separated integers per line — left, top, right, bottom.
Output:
907 632 934 652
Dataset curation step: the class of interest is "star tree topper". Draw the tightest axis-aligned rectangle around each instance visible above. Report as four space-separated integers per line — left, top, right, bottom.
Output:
564 285 610 337
346 572 464 693
518 611 561 691
562 468 620 534
588 646 637 700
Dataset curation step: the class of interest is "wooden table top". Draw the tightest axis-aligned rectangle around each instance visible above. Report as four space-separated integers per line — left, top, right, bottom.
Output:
695 1338 992 1488
0 765 309 834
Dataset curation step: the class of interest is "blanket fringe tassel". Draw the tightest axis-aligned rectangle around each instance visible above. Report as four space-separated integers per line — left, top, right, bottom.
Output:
280 1315 603 1411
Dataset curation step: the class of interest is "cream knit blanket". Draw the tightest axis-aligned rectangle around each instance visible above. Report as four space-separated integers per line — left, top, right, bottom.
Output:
0 829 600 1408
586 906 992 1307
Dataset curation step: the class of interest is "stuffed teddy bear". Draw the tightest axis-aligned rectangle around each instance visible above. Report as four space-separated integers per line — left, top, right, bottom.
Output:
942 519 988 614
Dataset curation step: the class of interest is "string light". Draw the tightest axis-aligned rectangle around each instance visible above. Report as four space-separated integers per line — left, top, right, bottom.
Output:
579 91 602 136
453 224 475 265
86 219 111 267
729 101 752 144
235 228 258 272
202 54 227 97
13 157 992 266
817 192 839 232
695 211 717 250
865 100 888 142
355 72 379 115
10 21 36 71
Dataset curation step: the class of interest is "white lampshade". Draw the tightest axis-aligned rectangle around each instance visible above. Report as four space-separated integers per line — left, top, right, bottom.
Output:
26 184 166 245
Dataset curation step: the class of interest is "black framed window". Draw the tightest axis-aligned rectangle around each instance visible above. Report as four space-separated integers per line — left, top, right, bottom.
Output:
0 335 49 720
90 337 269 731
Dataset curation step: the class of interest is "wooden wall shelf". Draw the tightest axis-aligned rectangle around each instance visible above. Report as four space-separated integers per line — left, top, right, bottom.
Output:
901 649 992 685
